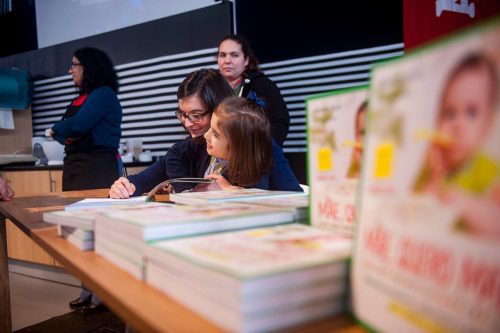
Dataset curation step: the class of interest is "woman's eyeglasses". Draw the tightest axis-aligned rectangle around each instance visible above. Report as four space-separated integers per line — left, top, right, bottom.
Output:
175 110 209 124
70 62 82 68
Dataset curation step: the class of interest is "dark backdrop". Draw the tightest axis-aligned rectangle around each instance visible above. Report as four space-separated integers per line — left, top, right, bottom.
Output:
235 1 402 63
235 0 403 184
0 0 37 58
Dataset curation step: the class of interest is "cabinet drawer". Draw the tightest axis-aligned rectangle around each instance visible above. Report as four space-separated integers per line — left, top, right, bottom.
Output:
1 170 51 195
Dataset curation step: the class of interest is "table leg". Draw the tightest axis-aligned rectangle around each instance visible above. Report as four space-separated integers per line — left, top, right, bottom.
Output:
0 215 12 333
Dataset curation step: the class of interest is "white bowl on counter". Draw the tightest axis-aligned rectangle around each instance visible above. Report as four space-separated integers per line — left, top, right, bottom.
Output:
121 153 133 163
139 151 153 162
42 140 65 165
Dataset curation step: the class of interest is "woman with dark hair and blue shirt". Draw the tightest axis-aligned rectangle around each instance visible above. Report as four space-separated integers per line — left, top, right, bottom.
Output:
47 47 122 314
48 47 122 191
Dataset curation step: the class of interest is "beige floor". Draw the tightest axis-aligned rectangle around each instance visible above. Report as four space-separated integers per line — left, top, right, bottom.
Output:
9 260 81 331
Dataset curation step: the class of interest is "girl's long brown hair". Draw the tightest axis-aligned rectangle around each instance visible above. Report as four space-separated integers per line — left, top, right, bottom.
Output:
215 96 273 186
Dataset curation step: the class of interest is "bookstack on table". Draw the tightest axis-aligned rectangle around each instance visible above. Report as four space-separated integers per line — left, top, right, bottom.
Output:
43 209 96 250
94 202 296 280
237 195 309 222
145 223 352 333
58 225 94 251
42 202 164 252
169 188 307 205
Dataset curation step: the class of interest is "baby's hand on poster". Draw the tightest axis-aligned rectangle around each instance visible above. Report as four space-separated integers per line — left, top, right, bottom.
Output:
205 174 241 191
426 144 448 192
437 186 465 206
440 184 500 240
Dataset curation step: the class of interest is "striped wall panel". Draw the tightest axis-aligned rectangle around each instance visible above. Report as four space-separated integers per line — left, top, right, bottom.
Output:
31 43 404 156
263 43 404 153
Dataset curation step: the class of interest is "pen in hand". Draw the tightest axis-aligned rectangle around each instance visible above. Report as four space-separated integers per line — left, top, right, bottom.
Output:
109 166 135 199
122 166 128 179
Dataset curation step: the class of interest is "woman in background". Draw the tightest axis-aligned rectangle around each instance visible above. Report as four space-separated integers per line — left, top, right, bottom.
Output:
217 34 290 146
48 47 122 314
48 47 122 191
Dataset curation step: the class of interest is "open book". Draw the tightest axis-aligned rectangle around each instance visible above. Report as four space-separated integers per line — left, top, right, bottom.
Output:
64 196 150 211
64 178 214 210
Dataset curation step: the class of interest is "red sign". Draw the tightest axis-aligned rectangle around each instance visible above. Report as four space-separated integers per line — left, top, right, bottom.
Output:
404 0 500 49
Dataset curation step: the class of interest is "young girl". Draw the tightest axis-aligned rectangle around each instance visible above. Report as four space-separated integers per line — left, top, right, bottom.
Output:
413 53 500 240
203 96 301 191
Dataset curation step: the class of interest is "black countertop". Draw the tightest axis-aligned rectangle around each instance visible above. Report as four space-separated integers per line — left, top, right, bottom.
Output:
0 161 153 172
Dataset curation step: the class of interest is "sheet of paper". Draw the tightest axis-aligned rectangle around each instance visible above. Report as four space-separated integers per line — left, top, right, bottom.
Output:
0 107 14 129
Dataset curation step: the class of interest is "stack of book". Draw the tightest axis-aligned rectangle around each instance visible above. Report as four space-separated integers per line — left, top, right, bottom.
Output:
42 201 164 251
145 223 352 332
169 188 307 205
94 202 296 280
58 225 94 251
43 210 96 251
237 195 309 222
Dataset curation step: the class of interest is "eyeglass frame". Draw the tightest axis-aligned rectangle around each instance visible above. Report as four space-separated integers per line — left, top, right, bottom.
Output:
175 110 210 124
70 62 82 68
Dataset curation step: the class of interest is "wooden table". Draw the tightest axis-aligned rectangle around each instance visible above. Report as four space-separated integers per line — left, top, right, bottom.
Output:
0 191 365 333
0 190 109 333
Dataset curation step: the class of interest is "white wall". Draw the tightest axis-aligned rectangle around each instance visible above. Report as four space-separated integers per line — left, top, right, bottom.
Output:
35 0 217 48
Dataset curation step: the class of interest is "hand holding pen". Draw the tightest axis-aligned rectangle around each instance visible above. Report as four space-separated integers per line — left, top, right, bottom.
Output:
109 166 136 199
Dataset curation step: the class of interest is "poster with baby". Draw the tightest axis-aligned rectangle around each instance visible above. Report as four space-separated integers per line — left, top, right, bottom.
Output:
352 19 500 333
306 86 368 235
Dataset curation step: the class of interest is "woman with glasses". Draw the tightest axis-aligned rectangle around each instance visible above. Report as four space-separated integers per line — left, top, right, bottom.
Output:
109 68 233 197
46 47 122 315
47 47 122 191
